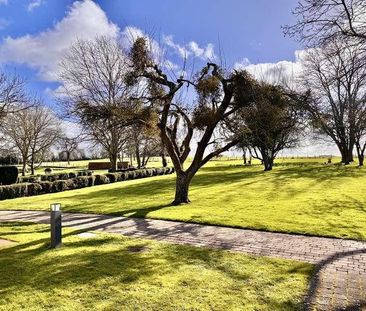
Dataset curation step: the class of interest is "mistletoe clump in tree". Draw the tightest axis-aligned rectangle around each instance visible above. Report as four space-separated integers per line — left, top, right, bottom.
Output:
231 83 302 171
128 37 256 205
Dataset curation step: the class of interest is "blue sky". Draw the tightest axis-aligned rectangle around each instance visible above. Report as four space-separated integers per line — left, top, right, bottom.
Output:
104 0 301 63
0 0 338 155
0 0 301 106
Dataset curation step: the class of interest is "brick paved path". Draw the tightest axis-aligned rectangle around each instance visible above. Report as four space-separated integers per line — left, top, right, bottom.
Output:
0 210 365 310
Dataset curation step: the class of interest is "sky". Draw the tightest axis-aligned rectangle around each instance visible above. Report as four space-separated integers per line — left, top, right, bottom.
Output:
0 0 339 155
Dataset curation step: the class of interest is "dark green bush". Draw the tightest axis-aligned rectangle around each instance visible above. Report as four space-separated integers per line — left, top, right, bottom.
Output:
29 176 41 183
94 174 110 185
0 166 18 185
87 175 95 187
27 183 42 196
77 170 93 177
58 173 69 180
39 181 52 193
116 172 127 181
19 176 41 183
156 168 164 175
74 176 90 188
135 170 144 178
106 173 119 183
0 167 174 200
0 183 28 200
145 169 154 177
51 180 68 192
128 171 137 179
65 179 77 190
68 172 77 179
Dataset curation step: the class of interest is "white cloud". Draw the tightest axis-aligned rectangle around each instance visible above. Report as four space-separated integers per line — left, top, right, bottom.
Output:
234 51 303 86
203 43 216 60
163 35 217 61
60 120 82 138
188 41 204 57
234 57 251 69
27 0 43 12
0 0 214 85
163 35 190 59
0 0 119 81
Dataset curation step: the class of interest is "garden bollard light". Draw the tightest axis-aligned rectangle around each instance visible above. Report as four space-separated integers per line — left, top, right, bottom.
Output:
50 203 62 248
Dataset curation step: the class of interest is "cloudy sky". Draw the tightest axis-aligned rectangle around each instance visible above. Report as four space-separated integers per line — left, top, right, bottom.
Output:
0 0 338 155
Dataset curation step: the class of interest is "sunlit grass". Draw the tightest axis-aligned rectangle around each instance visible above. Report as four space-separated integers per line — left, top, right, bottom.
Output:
0 222 312 311
2 158 366 240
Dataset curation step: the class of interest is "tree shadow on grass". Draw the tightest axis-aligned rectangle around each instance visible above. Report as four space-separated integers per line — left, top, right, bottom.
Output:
0 222 311 311
4 162 365 240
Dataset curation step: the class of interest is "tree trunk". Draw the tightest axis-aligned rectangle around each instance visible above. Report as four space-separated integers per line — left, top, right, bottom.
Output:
21 161 26 176
161 152 167 167
135 145 141 169
340 147 353 165
30 159 35 175
172 172 192 205
356 143 364 166
110 153 118 172
358 153 364 166
263 158 273 171
242 149 247 165
66 151 71 165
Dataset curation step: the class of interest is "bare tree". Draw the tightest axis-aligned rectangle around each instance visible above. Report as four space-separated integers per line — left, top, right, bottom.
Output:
58 134 81 164
59 36 151 171
0 71 27 120
128 123 161 168
284 0 366 45
86 119 128 170
299 38 366 164
1 102 60 175
129 37 256 204
354 103 366 166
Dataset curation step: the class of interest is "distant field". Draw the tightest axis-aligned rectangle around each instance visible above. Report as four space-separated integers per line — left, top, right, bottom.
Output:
2 157 365 240
19 157 169 176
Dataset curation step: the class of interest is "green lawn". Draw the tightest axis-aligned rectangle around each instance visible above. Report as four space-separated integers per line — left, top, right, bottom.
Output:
2 158 366 240
0 222 312 311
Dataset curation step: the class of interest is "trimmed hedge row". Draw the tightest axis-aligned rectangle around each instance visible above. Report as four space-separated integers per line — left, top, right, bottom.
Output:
0 167 175 201
18 170 93 183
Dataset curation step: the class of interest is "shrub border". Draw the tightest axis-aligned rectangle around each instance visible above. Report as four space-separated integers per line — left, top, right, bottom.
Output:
0 167 175 201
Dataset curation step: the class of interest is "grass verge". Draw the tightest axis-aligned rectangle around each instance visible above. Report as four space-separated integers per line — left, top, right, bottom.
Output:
1 159 366 240
0 222 312 311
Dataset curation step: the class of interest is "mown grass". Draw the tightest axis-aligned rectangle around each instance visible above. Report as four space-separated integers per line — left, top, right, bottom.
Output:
0 222 312 311
2 158 366 240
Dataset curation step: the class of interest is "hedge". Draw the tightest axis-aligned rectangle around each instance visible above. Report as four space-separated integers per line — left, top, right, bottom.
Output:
0 166 18 185
19 170 93 183
0 167 174 201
